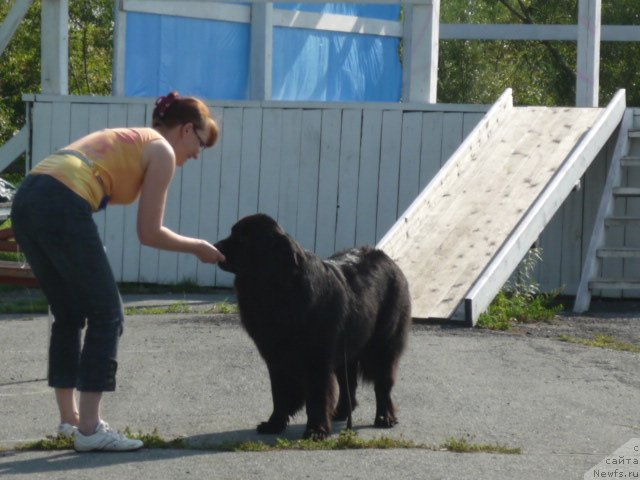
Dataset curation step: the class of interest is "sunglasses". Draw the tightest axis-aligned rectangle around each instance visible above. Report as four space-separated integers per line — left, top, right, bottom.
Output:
193 128 206 149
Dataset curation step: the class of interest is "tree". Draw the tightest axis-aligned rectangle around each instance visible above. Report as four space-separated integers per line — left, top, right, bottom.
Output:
0 0 113 148
438 0 640 106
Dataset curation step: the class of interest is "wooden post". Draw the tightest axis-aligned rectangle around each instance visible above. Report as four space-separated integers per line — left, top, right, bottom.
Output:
402 0 439 103
113 1 127 96
41 0 68 95
576 0 601 107
249 2 273 101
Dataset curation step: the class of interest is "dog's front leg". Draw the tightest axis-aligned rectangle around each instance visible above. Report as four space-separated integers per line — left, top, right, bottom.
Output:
257 364 303 435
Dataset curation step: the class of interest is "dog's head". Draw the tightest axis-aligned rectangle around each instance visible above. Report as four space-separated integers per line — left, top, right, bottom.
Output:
215 214 305 276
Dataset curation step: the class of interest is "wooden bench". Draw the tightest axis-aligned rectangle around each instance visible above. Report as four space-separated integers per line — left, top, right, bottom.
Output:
0 224 38 287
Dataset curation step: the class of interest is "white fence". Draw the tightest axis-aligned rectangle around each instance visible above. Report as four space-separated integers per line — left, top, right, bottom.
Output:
24 95 622 294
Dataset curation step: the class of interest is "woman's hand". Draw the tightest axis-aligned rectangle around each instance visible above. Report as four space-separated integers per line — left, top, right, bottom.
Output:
195 240 225 264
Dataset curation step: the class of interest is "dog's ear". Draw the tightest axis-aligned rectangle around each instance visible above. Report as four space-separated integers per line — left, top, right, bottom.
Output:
272 233 303 270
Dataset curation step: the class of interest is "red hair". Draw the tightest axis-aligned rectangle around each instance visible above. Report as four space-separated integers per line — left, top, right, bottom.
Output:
152 91 219 147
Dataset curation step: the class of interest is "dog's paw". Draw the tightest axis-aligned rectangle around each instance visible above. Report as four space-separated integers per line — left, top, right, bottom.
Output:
257 420 287 435
374 415 398 428
303 427 329 441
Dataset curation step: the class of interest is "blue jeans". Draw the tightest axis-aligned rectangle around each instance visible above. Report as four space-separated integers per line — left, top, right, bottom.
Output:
11 174 124 392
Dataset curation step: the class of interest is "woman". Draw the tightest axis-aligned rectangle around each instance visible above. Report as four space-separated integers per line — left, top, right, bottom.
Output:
10 92 224 452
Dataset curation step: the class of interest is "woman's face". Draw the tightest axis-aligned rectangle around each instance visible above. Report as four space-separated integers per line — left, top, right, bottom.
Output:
175 123 205 166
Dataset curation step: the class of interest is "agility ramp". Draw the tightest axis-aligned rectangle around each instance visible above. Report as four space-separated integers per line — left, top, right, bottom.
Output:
378 88 627 325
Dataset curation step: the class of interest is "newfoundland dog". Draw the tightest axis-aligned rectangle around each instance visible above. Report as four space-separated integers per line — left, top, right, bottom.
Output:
215 214 411 440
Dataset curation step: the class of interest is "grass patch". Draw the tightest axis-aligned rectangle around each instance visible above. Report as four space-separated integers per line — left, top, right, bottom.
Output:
14 429 520 455
558 333 640 353
442 437 521 454
124 301 238 316
124 301 193 316
477 291 563 331
477 247 563 331
15 435 74 451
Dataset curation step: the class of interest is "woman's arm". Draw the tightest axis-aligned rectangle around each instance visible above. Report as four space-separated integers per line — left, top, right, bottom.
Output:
136 140 224 264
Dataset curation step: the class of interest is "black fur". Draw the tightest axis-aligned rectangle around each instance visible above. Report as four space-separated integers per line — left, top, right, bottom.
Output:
215 214 411 440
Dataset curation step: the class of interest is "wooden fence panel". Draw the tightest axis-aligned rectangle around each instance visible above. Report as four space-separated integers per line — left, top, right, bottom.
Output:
29 96 614 295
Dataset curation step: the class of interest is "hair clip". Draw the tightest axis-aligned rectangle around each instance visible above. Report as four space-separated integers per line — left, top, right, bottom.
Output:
155 91 180 118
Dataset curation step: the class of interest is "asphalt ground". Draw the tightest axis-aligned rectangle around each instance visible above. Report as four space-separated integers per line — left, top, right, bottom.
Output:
0 291 638 480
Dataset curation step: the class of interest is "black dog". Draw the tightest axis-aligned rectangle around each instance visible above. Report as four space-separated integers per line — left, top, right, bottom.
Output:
215 214 411 440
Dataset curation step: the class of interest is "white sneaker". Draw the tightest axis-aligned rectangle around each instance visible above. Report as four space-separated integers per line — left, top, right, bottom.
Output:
57 423 78 439
74 421 143 452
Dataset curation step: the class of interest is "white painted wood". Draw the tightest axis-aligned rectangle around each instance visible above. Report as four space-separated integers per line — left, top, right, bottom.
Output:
402 1 439 103
237 107 262 218
419 111 443 187
257 108 282 219
0 126 28 173
50 102 70 152
198 106 224 286
278 109 302 235
0 0 33 56
30 103 53 169
355 109 382 247
22 93 490 113
467 90 626 324
315 109 341 258
295 109 321 251
33 95 628 301
40 0 68 95
376 110 403 241
211 107 242 286
398 112 422 214
273 9 402 37
440 112 464 162
249 3 272 101
112 5 127 96
123 0 249 24
378 89 513 253
560 184 584 293
335 109 362 252
620 115 640 298
576 0 601 107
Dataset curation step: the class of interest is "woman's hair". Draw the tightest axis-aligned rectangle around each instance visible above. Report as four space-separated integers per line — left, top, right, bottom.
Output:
152 91 219 147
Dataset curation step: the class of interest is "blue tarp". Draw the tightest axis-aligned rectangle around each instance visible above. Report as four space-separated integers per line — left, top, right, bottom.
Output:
124 4 401 101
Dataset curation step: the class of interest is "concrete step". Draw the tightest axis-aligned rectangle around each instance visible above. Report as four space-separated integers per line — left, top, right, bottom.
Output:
589 277 640 290
597 247 640 258
613 187 640 197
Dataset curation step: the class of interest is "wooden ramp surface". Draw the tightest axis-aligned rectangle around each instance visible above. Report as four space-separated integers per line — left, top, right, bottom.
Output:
378 89 626 323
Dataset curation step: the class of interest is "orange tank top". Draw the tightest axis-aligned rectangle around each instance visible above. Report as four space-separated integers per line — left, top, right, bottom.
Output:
31 128 164 211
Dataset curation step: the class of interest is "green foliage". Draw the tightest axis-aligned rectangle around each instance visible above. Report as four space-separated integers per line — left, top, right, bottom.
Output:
14 429 521 455
442 437 521 454
439 0 640 106
477 248 563 330
16 434 74 451
477 290 563 330
558 333 640 353
0 0 113 175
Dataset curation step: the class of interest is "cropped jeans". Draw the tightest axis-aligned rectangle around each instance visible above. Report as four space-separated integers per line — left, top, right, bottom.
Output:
11 174 124 391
